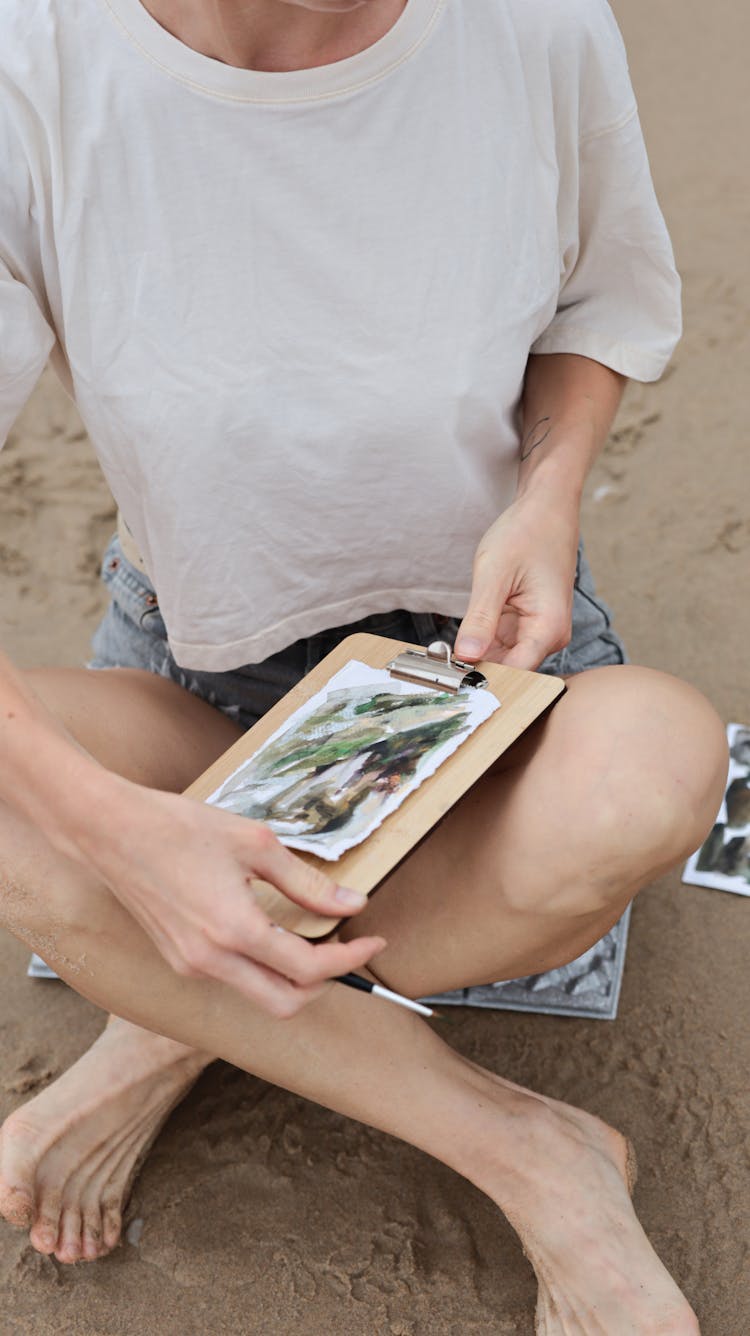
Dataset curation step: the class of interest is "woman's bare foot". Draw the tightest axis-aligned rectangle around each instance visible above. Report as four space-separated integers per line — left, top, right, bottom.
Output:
0 1017 210 1263
463 1076 700 1335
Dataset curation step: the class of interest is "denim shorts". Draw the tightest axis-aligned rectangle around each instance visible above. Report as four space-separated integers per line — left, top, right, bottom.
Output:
89 535 627 732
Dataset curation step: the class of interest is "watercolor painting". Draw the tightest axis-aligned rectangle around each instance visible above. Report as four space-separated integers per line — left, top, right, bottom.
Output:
207 659 499 859
683 722 750 897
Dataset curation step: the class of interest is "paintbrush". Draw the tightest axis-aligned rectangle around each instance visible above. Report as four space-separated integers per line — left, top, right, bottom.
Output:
269 924 438 1017
336 972 436 1018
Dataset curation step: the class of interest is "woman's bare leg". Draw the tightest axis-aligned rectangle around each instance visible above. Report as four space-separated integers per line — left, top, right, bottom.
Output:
343 664 725 994
0 664 726 1331
0 667 241 1261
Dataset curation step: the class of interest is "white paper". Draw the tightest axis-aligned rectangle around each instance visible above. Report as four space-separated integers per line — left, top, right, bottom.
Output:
207 659 499 860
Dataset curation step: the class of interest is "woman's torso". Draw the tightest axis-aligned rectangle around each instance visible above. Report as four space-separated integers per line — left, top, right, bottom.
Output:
0 0 674 668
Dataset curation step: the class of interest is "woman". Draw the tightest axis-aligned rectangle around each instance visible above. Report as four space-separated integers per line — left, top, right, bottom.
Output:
0 0 726 1329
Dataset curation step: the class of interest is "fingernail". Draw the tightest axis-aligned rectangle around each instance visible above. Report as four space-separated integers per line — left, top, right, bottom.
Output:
335 886 368 908
455 637 483 658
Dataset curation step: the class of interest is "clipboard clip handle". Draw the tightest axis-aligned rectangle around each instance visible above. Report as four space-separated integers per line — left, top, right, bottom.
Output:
387 641 488 694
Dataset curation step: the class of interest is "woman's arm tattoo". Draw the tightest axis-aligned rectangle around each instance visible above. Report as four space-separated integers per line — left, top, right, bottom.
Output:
520 416 552 461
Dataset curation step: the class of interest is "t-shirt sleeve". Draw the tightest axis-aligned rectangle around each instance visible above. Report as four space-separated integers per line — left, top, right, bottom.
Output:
530 3 681 381
0 260 54 446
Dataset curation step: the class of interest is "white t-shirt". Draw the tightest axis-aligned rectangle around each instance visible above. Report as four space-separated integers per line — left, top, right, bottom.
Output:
0 0 680 670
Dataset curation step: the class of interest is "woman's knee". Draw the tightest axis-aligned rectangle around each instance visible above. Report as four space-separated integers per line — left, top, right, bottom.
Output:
565 665 727 882
507 665 728 918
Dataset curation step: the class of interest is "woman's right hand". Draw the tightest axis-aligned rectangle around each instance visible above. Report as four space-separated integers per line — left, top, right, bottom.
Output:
72 775 386 1018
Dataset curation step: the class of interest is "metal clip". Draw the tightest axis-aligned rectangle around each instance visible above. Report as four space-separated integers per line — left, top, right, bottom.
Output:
386 641 488 694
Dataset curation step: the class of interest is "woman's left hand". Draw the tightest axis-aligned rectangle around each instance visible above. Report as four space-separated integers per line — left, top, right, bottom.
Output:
454 491 580 670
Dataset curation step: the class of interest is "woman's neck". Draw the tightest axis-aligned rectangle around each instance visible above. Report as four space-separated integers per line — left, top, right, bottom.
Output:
140 0 408 72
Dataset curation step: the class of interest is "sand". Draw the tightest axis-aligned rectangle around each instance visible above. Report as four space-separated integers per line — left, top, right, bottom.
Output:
1 0 748 1331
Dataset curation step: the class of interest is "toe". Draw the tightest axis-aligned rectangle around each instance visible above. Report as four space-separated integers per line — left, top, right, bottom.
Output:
82 1211 106 1261
102 1197 123 1251
79 1184 109 1260
0 1119 40 1227
55 1207 84 1263
0 1178 35 1228
29 1209 63 1256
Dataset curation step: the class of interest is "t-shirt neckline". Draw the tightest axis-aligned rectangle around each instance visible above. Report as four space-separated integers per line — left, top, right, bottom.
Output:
101 0 445 103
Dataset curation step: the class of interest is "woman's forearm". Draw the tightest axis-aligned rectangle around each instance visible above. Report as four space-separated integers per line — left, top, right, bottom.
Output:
0 649 107 859
516 353 626 507
454 353 626 665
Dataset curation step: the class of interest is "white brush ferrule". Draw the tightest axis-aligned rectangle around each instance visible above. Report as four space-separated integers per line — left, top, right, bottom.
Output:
371 984 434 1018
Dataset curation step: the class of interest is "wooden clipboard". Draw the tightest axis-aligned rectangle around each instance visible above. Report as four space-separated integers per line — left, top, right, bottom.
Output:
184 633 565 937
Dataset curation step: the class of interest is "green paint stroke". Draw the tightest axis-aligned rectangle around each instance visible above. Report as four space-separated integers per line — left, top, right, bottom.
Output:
214 686 473 840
